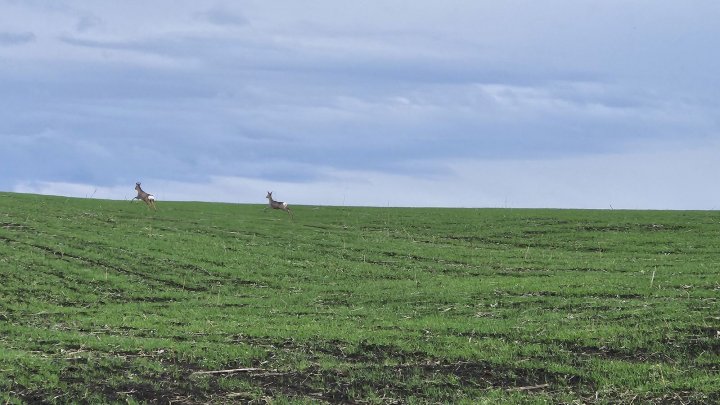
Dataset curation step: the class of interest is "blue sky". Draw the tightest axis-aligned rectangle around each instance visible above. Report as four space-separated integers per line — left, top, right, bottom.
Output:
2 1 719 208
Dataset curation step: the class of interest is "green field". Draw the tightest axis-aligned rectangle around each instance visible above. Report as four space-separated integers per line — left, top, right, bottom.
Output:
0 192 718 403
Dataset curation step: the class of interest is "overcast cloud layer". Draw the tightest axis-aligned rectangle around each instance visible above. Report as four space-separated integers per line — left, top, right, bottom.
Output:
2 1 719 208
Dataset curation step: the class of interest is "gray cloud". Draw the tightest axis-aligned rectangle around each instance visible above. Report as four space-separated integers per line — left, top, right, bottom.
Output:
75 14 103 32
194 6 248 27
0 31 35 45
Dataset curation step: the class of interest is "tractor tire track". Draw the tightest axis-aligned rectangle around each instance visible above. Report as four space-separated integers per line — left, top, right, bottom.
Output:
0 235 207 292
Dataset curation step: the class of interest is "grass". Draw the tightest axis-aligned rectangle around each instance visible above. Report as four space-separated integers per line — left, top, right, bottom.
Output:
0 191 718 403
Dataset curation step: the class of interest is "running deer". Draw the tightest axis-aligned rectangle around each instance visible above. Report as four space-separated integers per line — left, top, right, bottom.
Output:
133 182 156 209
266 191 293 218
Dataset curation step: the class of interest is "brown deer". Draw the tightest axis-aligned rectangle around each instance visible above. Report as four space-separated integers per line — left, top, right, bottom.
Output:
266 191 293 218
133 182 156 209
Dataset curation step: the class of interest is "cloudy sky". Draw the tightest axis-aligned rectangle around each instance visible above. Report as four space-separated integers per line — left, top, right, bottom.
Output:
2 1 719 209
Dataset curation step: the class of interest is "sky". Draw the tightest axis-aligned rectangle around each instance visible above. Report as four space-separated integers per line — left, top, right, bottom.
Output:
2 1 719 209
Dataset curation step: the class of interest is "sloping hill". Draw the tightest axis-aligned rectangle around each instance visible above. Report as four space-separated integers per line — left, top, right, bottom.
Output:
1 192 718 403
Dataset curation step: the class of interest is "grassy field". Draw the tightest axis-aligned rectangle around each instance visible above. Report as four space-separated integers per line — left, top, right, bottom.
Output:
0 192 718 404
